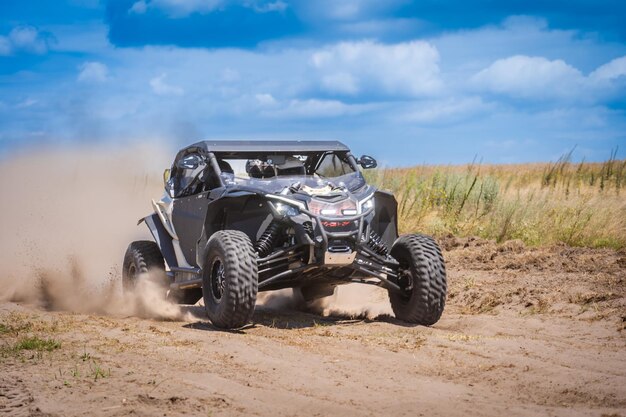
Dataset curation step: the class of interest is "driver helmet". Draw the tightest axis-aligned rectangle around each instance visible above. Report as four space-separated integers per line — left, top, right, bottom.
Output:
246 159 275 179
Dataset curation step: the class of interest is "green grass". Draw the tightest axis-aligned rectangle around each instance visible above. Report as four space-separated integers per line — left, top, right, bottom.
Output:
365 150 626 249
88 361 111 381
13 337 61 352
1 336 61 358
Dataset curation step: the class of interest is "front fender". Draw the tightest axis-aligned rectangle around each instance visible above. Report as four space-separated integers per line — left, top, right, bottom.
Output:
140 213 179 269
372 190 398 250
195 192 272 268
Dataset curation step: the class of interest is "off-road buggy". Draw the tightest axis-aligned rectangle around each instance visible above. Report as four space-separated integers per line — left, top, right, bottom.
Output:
123 141 446 328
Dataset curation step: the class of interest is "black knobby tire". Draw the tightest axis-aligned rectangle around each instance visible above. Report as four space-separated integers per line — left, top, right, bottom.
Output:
389 234 447 325
202 230 258 329
122 240 168 293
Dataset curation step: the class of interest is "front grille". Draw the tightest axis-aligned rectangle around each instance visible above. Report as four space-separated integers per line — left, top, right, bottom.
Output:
320 220 358 233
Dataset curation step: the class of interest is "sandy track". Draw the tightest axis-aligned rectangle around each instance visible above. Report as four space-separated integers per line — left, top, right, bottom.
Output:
1 242 625 417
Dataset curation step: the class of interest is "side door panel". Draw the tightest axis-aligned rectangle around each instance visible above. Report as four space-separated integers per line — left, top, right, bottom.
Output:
172 191 210 267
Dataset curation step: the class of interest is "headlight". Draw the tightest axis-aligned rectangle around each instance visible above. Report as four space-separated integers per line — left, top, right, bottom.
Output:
308 199 357 217
361 197 374 212
275 202 300 217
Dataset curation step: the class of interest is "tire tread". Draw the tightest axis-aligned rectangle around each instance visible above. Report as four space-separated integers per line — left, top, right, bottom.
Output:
122 240 166 291
389 234 447 325
203 230 258 329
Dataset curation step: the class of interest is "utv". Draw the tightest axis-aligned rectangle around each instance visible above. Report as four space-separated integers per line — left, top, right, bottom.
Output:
123 141 446 328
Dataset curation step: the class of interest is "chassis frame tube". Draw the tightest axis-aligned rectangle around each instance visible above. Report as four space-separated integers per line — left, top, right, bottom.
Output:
257 264 319 289
207 152 225 188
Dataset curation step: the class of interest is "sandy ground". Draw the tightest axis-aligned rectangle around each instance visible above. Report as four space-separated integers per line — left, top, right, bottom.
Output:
1 148 625 416
1 240 625 417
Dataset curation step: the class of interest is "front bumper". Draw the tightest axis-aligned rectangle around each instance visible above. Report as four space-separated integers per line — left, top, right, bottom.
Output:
256 203 401 292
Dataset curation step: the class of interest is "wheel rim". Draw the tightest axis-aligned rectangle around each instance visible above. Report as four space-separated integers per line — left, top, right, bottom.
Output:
398 268 413 296
210 258 225 301
395 254 414 299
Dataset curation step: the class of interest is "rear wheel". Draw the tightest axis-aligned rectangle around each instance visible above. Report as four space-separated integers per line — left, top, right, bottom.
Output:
122 241 168 294
388 234 446 325
202 231 258 329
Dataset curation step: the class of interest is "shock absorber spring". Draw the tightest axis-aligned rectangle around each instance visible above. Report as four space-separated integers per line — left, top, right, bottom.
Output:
255 221 282 258
367 230 389 256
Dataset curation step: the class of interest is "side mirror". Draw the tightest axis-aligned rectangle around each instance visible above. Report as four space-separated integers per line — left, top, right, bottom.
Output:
358 155 377 169
163 168 171 187
177 154 203 169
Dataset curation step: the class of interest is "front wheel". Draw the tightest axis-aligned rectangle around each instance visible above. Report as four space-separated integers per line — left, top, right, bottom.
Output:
388 234 447 325
202 231 258 329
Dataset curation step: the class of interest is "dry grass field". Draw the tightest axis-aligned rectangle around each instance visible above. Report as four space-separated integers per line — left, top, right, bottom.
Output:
366 151 626 249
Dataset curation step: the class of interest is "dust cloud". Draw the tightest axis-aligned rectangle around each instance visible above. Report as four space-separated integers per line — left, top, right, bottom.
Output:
316 285 393 320
258 285 393 320
0 144 194 320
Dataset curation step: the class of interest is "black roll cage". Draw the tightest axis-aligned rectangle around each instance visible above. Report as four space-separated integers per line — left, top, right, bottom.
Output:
174 149 360 193
168 140 366 198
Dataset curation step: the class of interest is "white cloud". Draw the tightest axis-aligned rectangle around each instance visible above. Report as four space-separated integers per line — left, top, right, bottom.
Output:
429 15 590 79
501 15 548 31
472 55 585 100
402 97 489 124
254 1 288 13
311 40 442 97
296 0 407 22
129 0 288 17
471 54 626 102
0 26 52 55
16 98 39 109
10 26 46 53
329 3 360 20
320 72 359 95
149 73 184 95
336 17 425 38
0 36 11 55
78 61 109 83
590 56 626 81
129 0 148 14
261 99 366 119
255 93 278 106
220 68 240 83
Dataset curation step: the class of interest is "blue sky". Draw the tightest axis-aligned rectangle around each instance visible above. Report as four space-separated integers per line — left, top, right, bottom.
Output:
1 0 625 165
